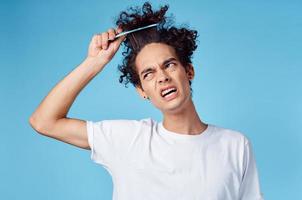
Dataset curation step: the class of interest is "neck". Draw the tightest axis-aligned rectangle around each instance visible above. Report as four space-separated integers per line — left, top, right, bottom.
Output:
162 99 207 135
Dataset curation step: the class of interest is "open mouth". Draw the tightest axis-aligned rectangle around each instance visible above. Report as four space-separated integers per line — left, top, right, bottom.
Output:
161 87 177 98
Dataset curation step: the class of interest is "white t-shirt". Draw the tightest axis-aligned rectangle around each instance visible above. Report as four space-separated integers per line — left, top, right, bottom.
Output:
86 118 264 200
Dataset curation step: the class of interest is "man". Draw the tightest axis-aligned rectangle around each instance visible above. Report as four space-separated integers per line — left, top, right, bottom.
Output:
29 2 263 200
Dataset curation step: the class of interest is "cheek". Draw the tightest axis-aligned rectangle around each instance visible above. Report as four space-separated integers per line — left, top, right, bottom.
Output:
178 74 191 92
141 81 155 96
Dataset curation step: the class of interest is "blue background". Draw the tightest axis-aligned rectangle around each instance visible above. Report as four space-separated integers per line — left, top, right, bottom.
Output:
1 0 301 199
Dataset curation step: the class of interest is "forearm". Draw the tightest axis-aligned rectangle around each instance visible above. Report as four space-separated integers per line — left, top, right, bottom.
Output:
30 58 105 128
29 26 125 132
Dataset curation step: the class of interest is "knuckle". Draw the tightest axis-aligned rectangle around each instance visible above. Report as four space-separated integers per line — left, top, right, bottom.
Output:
102 32 108 37
109 33 115 40
101 33 108 42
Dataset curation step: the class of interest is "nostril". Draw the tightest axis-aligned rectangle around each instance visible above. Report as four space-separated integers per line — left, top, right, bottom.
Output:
158 73 171 83
164 77 170 82
159 78 169 83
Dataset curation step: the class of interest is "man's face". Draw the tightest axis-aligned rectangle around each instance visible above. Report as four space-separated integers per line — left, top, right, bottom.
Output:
135 43 194 114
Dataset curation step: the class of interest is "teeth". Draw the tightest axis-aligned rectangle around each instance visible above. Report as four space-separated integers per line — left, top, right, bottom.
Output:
161 88 176 97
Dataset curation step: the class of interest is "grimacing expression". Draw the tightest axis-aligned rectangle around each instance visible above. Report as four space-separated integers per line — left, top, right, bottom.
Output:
135 43 195 114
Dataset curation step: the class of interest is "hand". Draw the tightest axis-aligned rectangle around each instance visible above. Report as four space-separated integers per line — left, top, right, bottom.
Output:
87 27 125 66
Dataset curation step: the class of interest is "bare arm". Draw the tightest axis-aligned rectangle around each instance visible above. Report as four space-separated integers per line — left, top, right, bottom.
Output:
29 27 125 150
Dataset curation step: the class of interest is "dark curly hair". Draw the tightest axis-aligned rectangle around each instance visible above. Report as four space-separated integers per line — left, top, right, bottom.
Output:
115 2 198 91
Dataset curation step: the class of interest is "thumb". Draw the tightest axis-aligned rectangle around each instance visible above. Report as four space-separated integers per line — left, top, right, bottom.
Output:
114 26 126 44
111 35 126 51
116 35 126 45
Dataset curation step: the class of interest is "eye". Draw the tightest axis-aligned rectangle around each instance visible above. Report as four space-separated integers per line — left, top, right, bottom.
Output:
143 72 153 79
166 62 175 68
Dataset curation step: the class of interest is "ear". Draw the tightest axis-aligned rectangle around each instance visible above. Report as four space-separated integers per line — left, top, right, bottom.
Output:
186 64 195 80
135 85 147 99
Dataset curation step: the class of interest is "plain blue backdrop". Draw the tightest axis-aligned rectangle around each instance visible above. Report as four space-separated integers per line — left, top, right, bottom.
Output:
1 0 301 199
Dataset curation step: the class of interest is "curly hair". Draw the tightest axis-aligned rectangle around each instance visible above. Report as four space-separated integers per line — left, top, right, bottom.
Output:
115 2 198 90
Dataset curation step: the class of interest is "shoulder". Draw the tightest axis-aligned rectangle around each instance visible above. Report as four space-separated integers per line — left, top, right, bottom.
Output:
209 125 253 167
104 117 153 124
88 118 156 131
109 117 155 127
209 124 250 146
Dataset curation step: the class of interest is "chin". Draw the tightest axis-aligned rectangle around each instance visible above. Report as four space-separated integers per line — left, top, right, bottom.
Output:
159 98 188 114
154 90 192 113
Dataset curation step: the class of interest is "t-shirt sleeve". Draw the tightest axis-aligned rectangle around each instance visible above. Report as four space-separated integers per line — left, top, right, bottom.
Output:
86 119 150 168
239 137 264 200
86 120 112 168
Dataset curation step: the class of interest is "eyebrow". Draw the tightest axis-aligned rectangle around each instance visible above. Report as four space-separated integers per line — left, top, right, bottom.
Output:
140 57 177 77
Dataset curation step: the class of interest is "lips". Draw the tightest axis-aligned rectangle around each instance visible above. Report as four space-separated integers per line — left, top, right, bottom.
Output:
160 86 177 97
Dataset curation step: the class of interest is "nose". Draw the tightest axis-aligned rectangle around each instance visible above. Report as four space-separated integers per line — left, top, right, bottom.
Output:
157 69 171 84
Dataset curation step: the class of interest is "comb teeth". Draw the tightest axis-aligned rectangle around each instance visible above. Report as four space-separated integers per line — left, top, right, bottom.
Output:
113 23 158 39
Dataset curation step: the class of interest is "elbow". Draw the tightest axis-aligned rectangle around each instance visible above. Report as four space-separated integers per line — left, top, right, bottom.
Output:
29 115 50 135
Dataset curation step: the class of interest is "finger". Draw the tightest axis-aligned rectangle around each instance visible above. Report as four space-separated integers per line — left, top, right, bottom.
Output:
114 26 126 44
101 32 109 50
116 26 123 34
108 28 116 41
97 34 102 48
113 34 126 49
89 34 99 49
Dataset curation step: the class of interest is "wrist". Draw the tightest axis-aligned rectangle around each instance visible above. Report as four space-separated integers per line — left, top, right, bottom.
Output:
83 57 107 71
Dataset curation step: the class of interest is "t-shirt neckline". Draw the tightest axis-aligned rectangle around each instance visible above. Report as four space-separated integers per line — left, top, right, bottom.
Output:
158 121 214 141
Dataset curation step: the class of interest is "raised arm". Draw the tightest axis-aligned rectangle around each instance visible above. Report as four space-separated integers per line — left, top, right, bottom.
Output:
29 27 125 150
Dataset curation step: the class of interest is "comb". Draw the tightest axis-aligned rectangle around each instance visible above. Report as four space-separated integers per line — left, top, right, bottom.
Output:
109 23 158 41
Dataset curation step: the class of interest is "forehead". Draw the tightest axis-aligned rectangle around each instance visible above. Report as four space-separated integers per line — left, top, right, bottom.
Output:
135 43 178 72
